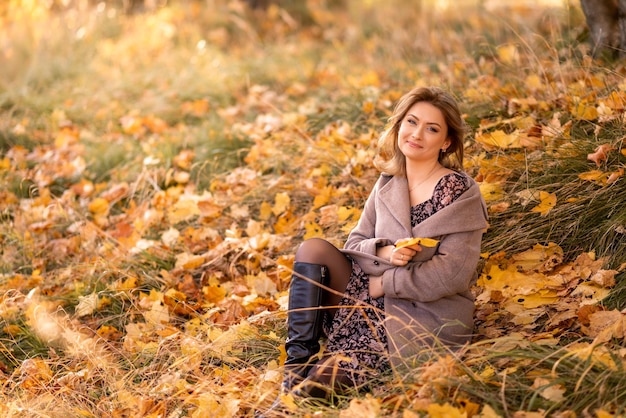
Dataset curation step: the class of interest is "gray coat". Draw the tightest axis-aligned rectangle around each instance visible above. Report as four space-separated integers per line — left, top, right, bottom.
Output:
341 172 488 362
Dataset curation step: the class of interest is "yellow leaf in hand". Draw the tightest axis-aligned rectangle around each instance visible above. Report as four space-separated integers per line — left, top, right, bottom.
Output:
530 191 556 216
395 237 439 249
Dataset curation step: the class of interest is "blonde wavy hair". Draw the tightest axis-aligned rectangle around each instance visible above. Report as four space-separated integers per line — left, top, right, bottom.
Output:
374 86 465 176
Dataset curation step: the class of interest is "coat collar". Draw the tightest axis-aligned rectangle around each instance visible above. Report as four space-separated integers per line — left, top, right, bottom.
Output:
376 172 488 237
377 175 412 232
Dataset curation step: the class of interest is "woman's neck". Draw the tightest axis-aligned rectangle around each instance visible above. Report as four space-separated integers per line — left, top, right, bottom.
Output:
406 160 441 182
406 161 442 191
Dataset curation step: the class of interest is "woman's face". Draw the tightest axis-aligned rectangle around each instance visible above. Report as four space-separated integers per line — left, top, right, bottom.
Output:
397 101 451 164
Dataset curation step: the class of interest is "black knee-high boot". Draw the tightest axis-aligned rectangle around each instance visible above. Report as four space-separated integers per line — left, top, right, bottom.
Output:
281 262 328 392
257 263 328 416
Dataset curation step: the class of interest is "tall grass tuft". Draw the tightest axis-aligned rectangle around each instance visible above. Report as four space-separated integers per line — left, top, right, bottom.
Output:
457 339 626 415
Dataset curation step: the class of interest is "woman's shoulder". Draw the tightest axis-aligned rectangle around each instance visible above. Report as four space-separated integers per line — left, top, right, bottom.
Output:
432 171 471 206
437 171 469 189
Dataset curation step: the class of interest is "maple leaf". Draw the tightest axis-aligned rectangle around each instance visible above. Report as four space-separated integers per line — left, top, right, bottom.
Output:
475 129 521 150
601 91 626 110
192 393 241 417
313 185 333 209
204 283 227 304
395 237 440 248
339 395 381 418
426 403 467 418
586 310 626 343
566 342 620 370
19 358 53 390
497 43 519 64
272 192 290 216
572 101 599 121
119 114 145 135
175 252 205 270
181 99 210 117
246 272 277 296
578 168 624 185
530 191 556 216
578 169 606 183
532 377 566 402
168 197 200 224
479 182 506 202
303 220 323 240
75 292 99 317
144 300 170 325
510 242 563 273
88 197 109 216
587 143 614 167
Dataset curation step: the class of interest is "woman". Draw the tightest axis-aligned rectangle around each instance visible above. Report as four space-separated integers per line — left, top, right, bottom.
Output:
279 86 488 400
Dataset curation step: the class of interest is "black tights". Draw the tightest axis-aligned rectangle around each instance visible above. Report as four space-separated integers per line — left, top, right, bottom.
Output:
294 238 352 318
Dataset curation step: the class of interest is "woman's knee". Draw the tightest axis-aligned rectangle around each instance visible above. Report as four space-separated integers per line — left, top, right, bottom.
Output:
295 238 338 264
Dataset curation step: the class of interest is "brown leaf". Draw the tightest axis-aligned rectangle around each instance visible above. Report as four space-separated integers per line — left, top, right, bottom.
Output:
587 143 614 167
585 310 625 340
589 270 617 288
577 305 602 326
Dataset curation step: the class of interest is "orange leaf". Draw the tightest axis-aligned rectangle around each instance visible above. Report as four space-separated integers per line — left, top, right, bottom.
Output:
88 197 109 215
204 284 227 304
181 99 210 116
587 143 614 167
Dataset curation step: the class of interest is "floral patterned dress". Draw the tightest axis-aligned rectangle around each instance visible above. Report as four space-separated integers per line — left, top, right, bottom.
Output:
322 172 470 386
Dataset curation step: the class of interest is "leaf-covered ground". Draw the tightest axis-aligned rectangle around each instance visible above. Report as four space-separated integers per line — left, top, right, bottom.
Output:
1 0 626 416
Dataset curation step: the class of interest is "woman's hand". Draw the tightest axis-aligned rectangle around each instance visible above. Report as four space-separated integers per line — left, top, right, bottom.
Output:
369 275 384 298
377 241 422 266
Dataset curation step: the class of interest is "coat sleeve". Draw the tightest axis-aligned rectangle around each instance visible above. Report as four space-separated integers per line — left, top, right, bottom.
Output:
344 177 394 255
381 228 483 302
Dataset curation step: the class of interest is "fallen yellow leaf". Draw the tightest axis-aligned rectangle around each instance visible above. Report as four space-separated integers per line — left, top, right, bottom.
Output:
530 191 556 216
497 43 519 65
479 182 506 202
572 102 598 120
475 129 521 150
88 197 109 215
272 192 291 216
